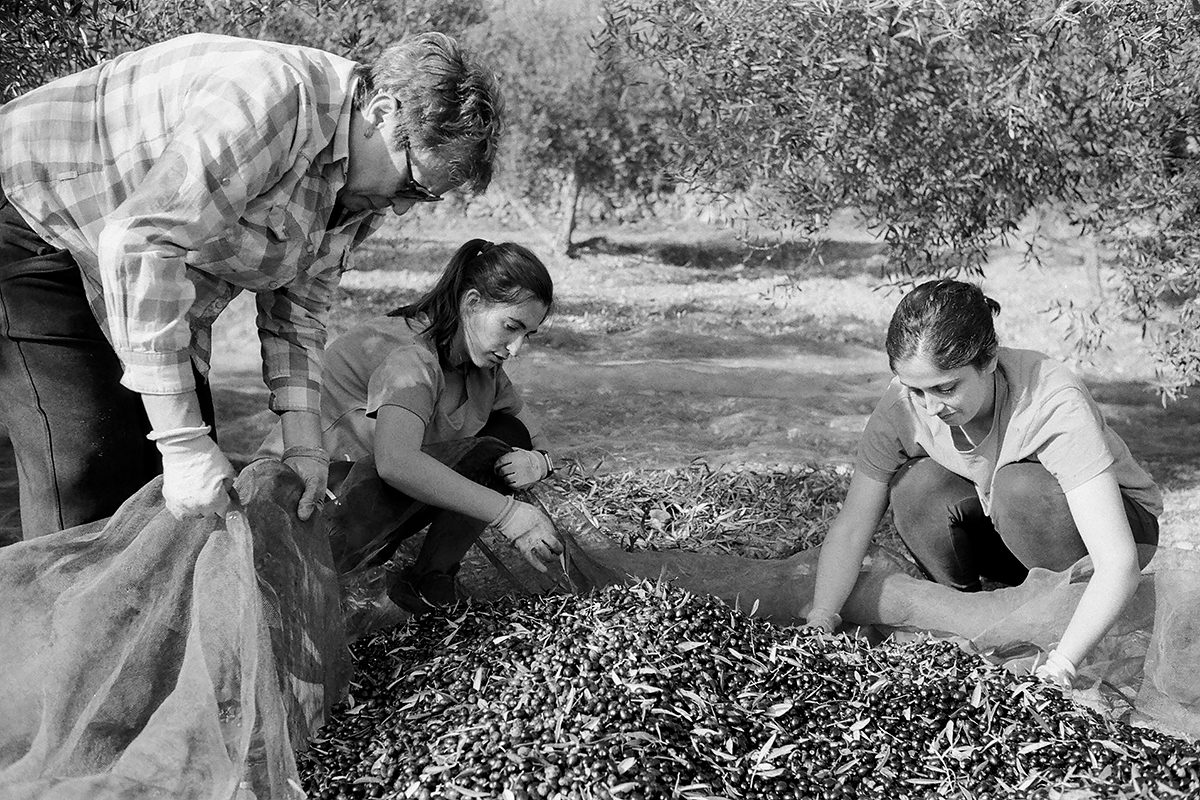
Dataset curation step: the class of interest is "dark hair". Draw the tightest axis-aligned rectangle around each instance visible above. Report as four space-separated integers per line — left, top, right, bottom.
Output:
885 279 1001 371
390 239 553 362
357 32 504 193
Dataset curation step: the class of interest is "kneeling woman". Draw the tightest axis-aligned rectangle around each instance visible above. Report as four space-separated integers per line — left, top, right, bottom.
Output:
808 279 1160 687
269 239 563 611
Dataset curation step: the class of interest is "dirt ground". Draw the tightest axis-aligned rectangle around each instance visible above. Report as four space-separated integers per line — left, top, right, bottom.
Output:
2 211 1199 549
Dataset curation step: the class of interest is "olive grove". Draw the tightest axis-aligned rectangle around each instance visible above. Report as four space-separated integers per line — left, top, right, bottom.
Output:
600 0 1200 395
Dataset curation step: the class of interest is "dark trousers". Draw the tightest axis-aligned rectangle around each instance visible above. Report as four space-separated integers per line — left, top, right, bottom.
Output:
325 412 532 601
890 457 1159 591
0 183 214 538
404 413 533 579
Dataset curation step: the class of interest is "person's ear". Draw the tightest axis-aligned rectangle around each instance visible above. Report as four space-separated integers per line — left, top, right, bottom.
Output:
364 92 397 128
461 289 482 314
982 354 999 375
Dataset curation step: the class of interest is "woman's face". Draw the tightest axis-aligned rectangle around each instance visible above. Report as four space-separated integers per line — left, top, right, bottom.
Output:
457 291 548 368
893 352 997 428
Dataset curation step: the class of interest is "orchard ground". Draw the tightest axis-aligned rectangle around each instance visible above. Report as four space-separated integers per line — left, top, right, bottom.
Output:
2 209 1199 552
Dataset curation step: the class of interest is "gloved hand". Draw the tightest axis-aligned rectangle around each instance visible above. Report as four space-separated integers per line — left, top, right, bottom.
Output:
804 607 842 635
282 446 330 521
1034 649 1076 690
490 497 563 572
495 448 550 490
150 425 236 519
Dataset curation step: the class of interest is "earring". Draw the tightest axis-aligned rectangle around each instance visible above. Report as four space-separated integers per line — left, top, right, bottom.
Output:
364 126 374 139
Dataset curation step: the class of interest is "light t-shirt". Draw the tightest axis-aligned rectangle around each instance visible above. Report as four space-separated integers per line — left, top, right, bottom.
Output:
260 314 532 462
855 347 1161 516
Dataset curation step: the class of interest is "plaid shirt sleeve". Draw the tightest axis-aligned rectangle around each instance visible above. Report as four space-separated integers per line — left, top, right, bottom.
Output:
95 61 314 397
257 262 342 413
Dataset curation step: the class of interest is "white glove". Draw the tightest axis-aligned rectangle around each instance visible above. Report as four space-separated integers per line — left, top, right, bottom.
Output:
1034 649 1077 689
804 607 842 634
495 449 551 490
490 496 563 572
149 426 235 519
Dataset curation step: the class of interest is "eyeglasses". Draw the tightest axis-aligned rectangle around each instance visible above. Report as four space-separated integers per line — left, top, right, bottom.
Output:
397 139 443 203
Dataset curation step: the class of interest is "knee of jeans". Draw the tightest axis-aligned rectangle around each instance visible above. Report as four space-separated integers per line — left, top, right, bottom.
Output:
454 436 515 487
891 459 961 526
993 462 1053 500
991 462 1064 525
479 412 532 449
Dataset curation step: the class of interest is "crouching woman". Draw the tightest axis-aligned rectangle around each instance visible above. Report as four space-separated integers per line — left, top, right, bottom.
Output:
266 239 563 612
807 279 1160 687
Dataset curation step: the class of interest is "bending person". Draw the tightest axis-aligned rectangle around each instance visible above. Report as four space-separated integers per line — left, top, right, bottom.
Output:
0 32 502 535
808 279 1160 688
262 239 562 612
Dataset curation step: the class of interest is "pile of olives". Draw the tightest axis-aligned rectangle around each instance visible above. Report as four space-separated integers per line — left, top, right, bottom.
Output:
299 582 1200 800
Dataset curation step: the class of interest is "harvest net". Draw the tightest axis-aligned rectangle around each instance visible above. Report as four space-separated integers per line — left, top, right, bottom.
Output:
0 462 1197 800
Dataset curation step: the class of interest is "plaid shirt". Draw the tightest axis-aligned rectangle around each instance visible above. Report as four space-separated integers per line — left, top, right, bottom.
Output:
0 33 382 414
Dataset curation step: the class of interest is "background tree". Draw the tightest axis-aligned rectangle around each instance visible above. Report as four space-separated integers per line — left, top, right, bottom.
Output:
602 0 1200 395
4 0 673 258
2 0 482 102
2 0 292 102
468 0 678 255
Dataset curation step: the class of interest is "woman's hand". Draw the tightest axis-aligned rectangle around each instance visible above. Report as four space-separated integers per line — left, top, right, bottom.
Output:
803 608 842 635
495 448 549 489
1034 649 1076 690
492 498 563 572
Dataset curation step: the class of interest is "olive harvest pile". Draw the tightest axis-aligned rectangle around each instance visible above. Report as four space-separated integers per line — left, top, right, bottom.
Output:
299 583 1200 800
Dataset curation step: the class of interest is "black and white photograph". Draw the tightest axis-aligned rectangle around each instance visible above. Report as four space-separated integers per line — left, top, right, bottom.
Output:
1 1 1199 798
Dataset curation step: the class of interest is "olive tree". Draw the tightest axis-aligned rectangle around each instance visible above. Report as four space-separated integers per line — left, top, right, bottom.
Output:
1 0 481 103
469 0 678 255
602 0 1200 395
2 0 291 102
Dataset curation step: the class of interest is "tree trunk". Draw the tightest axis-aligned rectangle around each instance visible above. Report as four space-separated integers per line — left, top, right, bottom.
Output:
555 165 581 257
496 190 557 250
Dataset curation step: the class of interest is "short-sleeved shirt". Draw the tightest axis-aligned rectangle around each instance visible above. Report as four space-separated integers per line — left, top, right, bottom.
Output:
0 33 383 413
855 347 1161 516
297 315 529 461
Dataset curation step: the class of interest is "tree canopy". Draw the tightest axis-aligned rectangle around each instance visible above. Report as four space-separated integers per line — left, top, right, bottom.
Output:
602 0 1200 394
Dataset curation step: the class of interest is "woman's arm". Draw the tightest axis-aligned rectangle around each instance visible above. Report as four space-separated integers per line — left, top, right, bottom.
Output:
1054 468 1142 668
808 471 892 627
374 404 564 572
374 405 509 524
514 405 550 452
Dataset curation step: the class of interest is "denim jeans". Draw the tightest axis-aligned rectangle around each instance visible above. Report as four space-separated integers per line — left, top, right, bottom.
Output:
889 457 1159 591
0 184 214 538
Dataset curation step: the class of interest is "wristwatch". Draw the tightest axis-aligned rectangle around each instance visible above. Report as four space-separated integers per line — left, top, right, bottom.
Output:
534 449 556 475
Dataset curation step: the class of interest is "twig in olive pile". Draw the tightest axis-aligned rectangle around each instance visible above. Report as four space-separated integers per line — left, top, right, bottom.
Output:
299 582 1200 800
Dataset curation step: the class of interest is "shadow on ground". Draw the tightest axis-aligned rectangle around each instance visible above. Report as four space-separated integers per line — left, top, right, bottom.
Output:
570 235 890 280
1090 380 1200 490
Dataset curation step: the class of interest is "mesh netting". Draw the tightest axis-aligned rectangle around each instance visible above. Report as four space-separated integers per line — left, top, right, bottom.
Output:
0 462 1195 800
0 460 346 800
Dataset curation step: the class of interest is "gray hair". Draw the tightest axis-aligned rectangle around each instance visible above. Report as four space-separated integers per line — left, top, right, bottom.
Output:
356 32 503 193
